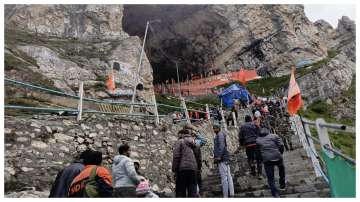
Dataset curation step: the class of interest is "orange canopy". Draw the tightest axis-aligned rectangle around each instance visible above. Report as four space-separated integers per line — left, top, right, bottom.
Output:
234 68 258 85
287 67 303 116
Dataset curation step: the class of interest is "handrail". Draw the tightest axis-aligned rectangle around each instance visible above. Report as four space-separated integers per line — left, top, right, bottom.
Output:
157 103 183 110
187 108 207 114
300 117 355 164
5 78 216 123
5 78 154 106
161 95 217 108
4 105 165 118
5 105 78 112
323 144 356 165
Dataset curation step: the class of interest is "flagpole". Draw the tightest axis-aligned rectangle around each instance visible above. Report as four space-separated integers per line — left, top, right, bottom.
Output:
130 21 149 114
176 62 181 98
129 19 160 114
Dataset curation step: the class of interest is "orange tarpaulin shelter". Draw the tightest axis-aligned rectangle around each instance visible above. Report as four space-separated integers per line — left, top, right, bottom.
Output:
287 67 303 116
234 68 258 85
154 68 260 96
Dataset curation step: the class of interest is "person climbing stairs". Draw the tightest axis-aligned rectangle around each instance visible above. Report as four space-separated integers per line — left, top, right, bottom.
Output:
201 123 330 198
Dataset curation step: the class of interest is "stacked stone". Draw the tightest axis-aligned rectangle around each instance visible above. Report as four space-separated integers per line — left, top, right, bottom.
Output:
4 113 240 197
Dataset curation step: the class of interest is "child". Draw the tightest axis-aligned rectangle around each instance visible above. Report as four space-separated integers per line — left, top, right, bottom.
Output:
134 160 159 198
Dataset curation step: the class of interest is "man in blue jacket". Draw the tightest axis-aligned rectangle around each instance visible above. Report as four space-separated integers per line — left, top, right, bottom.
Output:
213 123 234 198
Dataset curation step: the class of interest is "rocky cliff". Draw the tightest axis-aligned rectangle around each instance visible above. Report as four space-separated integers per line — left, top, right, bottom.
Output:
296 16 355 109
123 5 355 112
5 4 154 103
5 4 355 105
123 4 329 81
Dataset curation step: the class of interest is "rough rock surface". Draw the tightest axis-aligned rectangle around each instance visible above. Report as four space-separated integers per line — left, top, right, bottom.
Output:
297 52 355 104
4 114 240 196
5 4 154 103
123 4 328 80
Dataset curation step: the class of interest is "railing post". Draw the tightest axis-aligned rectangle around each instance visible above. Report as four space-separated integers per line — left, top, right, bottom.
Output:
181 97 191 124
304 123 322 177
220 109 228 131
315 118 334 158
77 82 84 121
205 104 210 120
152 94 160 126
232 112 238 128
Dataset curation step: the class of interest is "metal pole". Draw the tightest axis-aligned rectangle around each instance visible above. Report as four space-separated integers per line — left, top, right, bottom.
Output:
181 97 191 124
77 82 84 121
130 21 150 114
303 123 323 177
152 94 160 126
220 109 228 131
176 62 181 97
205 104 210 120
232 112 238 128
315 118 334 158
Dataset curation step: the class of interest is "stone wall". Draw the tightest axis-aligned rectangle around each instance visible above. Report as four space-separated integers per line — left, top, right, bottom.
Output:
4 113 239 196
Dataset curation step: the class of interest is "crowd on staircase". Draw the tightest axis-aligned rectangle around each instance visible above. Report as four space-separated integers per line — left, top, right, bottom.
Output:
47 95 294 198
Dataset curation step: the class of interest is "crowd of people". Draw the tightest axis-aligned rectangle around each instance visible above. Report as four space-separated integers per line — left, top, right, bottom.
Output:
171 107 209 124
238 96 290 197
49 145 159 198
48 95 292 198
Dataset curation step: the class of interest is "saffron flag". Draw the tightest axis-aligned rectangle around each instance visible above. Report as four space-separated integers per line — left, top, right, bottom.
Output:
106 72 115 93
287 67 303 115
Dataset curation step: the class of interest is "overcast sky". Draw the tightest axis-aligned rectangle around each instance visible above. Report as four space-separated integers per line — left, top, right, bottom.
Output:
304 5 355 28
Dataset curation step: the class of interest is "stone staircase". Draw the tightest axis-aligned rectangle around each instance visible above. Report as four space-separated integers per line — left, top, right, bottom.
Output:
201 132 330 198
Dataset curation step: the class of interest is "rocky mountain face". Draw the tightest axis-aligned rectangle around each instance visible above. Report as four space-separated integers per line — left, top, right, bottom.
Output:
123 4 329 81
5 4 355 106
5 5 154 103
124 5 355 114
296 16 355 117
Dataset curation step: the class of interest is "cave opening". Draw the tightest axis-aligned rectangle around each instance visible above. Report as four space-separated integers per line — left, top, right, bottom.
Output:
122 5 211 84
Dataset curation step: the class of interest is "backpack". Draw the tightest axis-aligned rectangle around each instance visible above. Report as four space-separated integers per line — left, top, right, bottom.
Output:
136 179 151 196
68 166 99 197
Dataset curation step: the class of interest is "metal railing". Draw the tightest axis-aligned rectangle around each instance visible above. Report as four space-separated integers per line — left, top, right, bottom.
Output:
5 78 219 125
290 115 355 187
300 117 355 165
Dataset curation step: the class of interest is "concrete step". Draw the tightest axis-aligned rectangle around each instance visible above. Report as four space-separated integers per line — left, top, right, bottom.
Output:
202 171 325 191
204 162 315 182
233 185 331 198
203 181 330 198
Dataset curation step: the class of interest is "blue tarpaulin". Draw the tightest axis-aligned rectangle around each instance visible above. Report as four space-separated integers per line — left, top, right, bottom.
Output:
218 84 251 108
296 59 313 68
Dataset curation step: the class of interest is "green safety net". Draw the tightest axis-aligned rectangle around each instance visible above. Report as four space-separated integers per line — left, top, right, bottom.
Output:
321 151 356 197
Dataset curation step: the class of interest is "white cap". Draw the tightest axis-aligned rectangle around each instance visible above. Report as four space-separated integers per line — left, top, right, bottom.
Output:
254 111 261 118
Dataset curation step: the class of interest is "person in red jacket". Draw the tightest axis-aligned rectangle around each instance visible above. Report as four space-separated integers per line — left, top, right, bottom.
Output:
68 150 113 197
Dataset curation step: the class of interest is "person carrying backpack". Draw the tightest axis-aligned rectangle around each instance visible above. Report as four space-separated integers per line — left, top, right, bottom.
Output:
49 150 90 197
239 115 262 179
68 150 113 197
112 144 142 197
172 129 198 197
185 124 207 197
